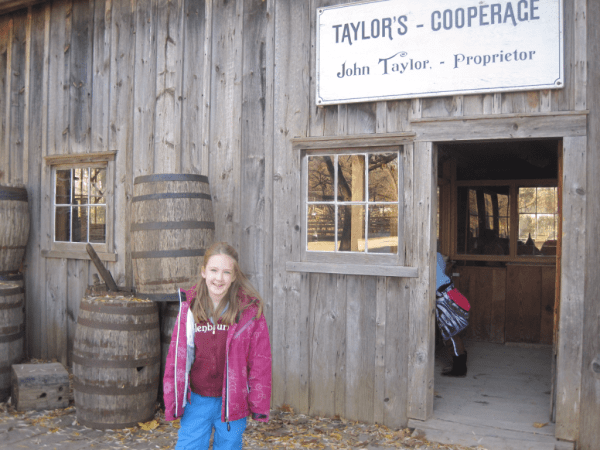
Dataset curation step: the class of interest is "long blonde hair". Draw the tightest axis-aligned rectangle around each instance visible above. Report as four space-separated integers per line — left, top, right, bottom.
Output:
190 242 263 325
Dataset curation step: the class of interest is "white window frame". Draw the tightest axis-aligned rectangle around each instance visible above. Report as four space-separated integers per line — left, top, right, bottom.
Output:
42 151 116 262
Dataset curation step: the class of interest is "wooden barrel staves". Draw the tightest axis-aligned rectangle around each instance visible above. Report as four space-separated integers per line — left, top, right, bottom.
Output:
0 186 30 273
131 174 215 301
0 282 25 401
72 294 160 429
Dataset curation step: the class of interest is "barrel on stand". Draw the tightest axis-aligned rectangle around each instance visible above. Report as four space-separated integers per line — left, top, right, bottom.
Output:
0 282 25 401
131 174 215 302
0 186 30 273
72 294 160 429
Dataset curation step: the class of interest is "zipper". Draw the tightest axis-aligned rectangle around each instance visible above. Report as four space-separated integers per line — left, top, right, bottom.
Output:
233 318 255 338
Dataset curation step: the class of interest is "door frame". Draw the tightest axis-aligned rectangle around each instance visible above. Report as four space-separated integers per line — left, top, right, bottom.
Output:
406 111 587 443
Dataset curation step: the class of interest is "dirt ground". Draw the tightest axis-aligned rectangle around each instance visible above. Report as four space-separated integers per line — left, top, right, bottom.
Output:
0 400 487 450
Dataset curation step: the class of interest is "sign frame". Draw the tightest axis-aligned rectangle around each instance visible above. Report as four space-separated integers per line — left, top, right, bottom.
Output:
316 0 564 106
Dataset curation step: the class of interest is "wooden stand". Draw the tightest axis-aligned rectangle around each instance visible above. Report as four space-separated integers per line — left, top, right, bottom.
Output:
11 363 70 412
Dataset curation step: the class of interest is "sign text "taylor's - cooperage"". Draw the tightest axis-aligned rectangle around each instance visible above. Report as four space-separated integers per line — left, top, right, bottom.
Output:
331 0 540 46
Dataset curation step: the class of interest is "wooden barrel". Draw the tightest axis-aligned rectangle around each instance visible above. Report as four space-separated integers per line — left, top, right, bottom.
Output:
0 271 24 287
0 282 25 401
0 186 30 273
72 294 160 429
131 174 215 301
158 302 179 404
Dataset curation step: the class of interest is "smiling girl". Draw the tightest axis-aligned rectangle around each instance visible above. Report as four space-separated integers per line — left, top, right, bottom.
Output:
163 242 272 450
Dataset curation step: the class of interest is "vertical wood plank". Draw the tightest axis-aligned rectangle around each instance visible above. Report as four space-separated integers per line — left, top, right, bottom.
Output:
373 276 386 424
154 0 184 174
180 0 205 175
240 0 269 296
46 0 72 362
68 0 92 155
199 0 212 176
260 0 274 329
580 1 600 446
133 0 157 178
209 0 243 245
308 273 346 418
36 3 51 360
384 277 409 428
24 3 49 360
506 265 542 343
540 265 556 345
109 0 135 287
9 10 28 185
345 275 376 423
90 0 111 155
0 16 11 184
66 259 87 365
271 0 309 411
407 140 435 420
555 135 586 441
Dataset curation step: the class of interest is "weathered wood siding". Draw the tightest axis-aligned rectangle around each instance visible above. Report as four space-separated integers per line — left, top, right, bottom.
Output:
0 0 595 439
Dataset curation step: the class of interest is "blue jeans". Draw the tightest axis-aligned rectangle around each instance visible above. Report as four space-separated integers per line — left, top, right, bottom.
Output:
175 392 247 450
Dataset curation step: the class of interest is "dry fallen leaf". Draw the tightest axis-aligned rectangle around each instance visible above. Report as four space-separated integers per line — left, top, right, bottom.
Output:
138 419 159 431
533 422 548 428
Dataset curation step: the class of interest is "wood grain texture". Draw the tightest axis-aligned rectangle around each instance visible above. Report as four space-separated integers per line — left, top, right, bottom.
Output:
208 0 243 246
109 0 134 287
180 0 205 175
132 0 157 178
407 140 435 420
555 136 586 441
154 0 183 174
270 0 309 411
239 0 269 299
579 1 600 447
12 362 69 412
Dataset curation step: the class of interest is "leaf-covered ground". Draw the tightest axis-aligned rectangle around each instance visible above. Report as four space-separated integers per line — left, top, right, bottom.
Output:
0 401 487 450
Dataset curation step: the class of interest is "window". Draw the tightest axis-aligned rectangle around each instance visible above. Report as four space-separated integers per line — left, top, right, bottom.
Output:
55 167 107 244
43 152 116 261
518 187 558 255
453 180 557 260
307 151 399 254
457 186 510 255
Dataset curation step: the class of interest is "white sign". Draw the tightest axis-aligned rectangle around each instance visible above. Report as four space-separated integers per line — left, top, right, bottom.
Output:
316 0 563 105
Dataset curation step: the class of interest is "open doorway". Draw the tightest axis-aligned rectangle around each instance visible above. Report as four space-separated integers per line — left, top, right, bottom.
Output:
426 138 567 449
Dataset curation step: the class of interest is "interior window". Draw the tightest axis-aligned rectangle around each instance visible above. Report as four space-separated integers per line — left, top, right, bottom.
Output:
456 186 510 255
307 151 399 254
518 187 558 255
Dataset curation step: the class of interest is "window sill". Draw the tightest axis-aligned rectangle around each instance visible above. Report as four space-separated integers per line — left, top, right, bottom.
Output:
286 261 418 278
41 249 117 262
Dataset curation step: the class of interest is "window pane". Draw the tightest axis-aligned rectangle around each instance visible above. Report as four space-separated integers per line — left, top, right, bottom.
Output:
518 187 557 255
89 206 106 243
307 204 335 252
71 206 88 243
55 206 70 241
337 205 365 252
90 168 106 204
308 156 334 202
519 187 536 213
369 153 398 202
456 186 509 255
368 205 398 254
55 169 71 205
73 168 89 206
537 187 557 213
338 155 365 202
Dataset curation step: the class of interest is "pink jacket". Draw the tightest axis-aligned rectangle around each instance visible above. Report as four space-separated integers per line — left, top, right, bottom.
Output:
163 287 272 423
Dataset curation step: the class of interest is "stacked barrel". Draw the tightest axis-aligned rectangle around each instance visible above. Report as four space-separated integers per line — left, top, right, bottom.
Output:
0 185 29 400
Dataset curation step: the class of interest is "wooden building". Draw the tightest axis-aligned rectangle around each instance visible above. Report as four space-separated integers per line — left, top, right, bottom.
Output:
0 0 598 448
